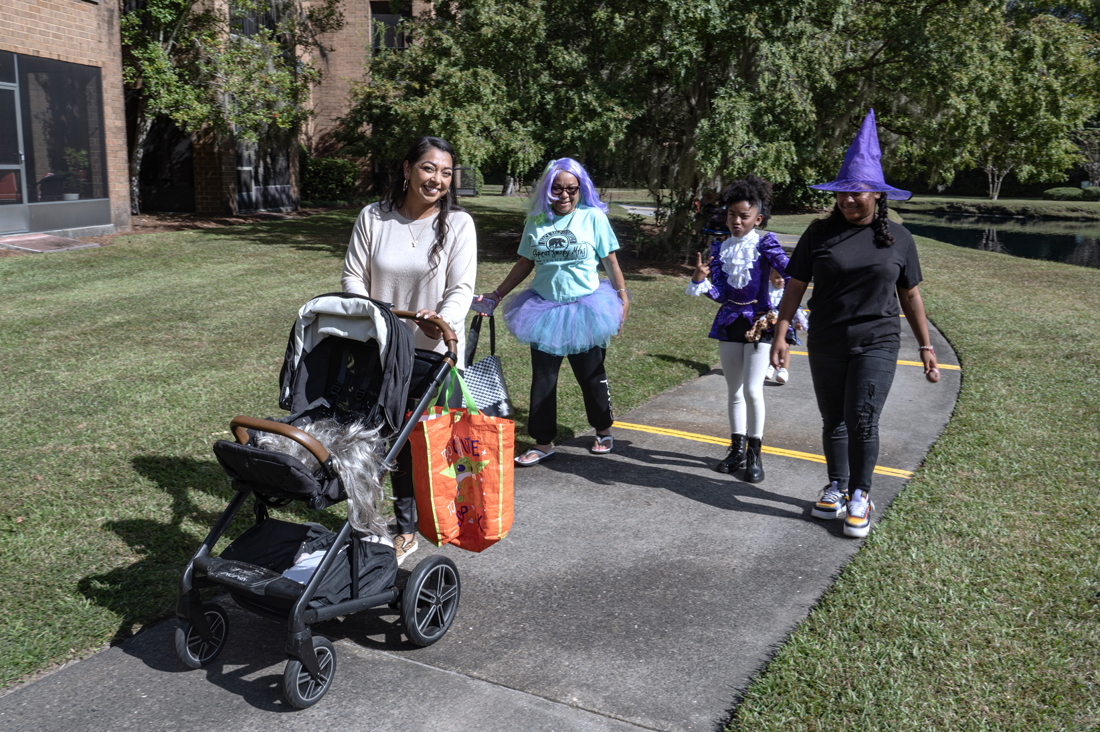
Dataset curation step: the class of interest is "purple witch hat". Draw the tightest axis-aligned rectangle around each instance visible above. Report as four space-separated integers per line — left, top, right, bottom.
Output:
811 109 911 201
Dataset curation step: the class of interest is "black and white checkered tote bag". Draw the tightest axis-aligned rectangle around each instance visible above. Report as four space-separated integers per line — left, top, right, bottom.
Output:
464 315 513 418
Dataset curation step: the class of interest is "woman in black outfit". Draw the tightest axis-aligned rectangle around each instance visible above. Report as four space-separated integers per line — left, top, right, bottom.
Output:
770 109 940 538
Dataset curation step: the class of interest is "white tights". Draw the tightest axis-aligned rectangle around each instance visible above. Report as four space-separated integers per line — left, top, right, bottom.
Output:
718 341 770 439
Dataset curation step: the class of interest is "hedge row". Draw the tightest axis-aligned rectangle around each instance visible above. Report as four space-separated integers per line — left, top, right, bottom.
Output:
1042 186 1100 201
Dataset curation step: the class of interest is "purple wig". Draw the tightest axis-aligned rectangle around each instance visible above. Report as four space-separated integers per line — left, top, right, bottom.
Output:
527 158 609 222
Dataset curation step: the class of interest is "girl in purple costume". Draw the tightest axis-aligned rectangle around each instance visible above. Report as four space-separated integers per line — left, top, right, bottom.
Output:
686 175 789 483
475 159 629 465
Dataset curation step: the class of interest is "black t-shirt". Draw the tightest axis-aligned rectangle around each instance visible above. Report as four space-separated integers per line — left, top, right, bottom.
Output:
787 218 922 355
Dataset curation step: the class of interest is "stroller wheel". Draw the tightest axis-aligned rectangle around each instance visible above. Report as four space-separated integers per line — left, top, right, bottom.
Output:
174 602 229 669
282 636 336 709
402 555 460 647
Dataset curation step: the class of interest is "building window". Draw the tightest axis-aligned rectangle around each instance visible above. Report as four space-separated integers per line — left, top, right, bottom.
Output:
371 2 411 49
230 2 278 38
18 56 109 202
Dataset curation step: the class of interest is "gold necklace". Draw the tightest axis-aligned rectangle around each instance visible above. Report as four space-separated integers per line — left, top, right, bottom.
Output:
553 209 577 231
402 206 433 248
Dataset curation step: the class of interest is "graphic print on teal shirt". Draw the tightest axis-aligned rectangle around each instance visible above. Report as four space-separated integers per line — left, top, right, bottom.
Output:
518 207 619 303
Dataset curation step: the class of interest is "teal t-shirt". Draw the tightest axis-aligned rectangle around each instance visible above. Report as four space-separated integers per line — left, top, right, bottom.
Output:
517 206 620 303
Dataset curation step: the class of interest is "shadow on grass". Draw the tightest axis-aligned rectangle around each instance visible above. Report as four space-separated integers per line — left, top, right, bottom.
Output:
78 455 346 646
78 453 420 707
77 456 237 645
196 211 358 258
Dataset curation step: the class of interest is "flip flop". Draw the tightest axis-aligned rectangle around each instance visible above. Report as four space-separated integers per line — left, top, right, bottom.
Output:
590 434 614 454
515 448 555 466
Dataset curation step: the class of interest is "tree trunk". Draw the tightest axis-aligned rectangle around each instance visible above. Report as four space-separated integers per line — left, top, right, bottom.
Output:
129 97 153 215
985 163 1011 201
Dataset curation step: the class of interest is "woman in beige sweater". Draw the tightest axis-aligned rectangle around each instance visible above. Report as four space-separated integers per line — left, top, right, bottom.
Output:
341 135 477 565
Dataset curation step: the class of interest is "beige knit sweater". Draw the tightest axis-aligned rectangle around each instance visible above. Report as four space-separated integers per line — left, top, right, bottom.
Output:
341 202 477 366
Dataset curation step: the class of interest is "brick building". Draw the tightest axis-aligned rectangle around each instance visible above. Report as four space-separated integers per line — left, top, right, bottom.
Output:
0 1 424 228
141 0 422 214
0 0 132 236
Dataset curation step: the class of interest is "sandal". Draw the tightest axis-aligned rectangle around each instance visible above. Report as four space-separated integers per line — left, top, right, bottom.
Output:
590 434 614 454
515 448 555 466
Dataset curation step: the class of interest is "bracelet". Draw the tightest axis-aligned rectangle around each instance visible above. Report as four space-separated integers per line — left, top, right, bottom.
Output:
492 288 502 301
616 288 628 293
919 345 935 353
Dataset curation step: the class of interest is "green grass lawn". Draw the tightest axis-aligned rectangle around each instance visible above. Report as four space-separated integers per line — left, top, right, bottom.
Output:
0 204 716 686
1 204 1097 729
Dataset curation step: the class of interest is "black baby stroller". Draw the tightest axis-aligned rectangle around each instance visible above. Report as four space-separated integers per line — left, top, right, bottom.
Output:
174 293 461 708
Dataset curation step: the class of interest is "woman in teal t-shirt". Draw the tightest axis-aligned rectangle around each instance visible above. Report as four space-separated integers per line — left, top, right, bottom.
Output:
476 158 629 465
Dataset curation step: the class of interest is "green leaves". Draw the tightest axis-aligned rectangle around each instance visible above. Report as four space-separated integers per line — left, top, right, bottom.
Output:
121 0 344 142
339 0 1098 246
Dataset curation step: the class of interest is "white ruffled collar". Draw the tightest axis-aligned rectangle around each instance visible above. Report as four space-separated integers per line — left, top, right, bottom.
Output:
719 228 761 290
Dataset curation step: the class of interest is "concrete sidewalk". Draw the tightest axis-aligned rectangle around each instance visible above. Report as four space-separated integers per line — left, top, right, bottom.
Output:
0 317 960 731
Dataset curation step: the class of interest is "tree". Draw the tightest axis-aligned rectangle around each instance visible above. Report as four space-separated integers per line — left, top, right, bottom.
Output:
120 0 343 213
340 0 1099 253
968 15 1099 199
1074 127 1100 187
336 0 635 194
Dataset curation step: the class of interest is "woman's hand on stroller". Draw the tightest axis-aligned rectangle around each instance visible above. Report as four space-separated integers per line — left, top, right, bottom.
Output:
415 309 444 339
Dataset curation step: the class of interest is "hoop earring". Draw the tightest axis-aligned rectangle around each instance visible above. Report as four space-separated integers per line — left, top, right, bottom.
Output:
403 177 409 192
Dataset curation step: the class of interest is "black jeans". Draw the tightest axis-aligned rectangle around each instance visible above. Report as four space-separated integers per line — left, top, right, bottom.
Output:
807 347 898 497
391 371 464 535
528 345 613 445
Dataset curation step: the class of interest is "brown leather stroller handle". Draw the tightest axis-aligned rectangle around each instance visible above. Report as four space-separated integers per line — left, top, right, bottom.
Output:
230 416 331 464
391 309 459 366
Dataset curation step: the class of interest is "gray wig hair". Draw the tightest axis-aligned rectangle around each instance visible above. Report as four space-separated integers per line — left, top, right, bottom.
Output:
253 418 391 538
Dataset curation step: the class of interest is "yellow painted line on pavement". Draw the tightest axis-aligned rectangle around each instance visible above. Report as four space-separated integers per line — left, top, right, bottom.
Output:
788 351 959 371
614 421 914 478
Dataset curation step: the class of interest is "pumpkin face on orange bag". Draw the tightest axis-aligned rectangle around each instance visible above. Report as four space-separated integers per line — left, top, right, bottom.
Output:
409 373 514 552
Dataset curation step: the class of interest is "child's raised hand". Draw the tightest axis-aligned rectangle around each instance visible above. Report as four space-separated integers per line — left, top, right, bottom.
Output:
692 252 710 283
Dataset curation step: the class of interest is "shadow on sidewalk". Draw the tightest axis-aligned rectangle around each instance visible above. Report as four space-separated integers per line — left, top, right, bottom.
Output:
540 437 844 532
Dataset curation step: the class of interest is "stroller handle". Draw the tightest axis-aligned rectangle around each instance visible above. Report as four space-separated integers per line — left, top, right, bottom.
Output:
391 310 459 367
230 416 331 465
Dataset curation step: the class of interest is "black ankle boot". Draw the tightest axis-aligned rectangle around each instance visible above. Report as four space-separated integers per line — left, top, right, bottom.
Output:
743 437 764 483
715 433 746 474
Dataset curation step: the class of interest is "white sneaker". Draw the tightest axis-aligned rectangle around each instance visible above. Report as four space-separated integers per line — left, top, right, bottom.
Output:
765 365 777 381
775 368 789 385
844 490 875 538
812 481 848 520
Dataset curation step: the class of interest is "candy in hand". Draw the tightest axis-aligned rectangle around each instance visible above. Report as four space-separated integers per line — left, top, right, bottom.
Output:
471 294 496 316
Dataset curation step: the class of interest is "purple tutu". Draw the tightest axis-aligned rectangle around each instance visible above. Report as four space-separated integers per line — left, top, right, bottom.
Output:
502 280 624 356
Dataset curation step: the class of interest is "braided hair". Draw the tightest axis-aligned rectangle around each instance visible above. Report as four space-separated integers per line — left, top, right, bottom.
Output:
871 194 895 247
381 136 464 274
719 174 773 227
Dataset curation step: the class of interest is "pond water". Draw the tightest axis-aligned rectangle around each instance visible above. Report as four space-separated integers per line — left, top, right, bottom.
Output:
902 213 1100 269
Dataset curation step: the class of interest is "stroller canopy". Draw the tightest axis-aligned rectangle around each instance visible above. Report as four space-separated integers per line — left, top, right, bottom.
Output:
281 294 415 431
293 295 394 368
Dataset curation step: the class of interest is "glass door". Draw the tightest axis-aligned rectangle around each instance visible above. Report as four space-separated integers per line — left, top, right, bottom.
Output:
0 78 29 234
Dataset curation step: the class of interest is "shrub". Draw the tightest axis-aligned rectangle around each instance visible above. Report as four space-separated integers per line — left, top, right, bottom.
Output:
1042 187 1085 201
1083 187 1100 201
302 155 359 201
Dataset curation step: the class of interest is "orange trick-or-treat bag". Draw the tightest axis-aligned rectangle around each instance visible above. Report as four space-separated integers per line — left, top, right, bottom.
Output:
409 372 515 552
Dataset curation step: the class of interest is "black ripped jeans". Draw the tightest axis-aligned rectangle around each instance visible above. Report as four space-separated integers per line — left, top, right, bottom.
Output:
807 347 898 497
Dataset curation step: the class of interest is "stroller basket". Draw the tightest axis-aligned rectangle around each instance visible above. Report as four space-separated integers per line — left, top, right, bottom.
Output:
174 294 463 709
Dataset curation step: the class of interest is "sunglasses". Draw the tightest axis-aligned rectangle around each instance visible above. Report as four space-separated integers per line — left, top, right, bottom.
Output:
551 185 580 195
